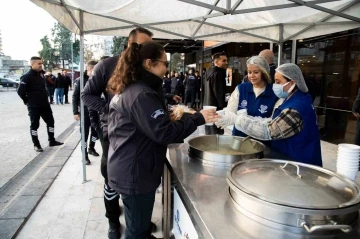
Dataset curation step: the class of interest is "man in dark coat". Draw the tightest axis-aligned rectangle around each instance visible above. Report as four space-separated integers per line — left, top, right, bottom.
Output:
17 57 63 152
203 52 228 135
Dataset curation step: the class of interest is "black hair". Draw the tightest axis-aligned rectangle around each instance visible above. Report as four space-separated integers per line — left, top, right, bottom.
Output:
128 27 153 41
100 56 110 60
107 42 164 94
212 52 227 61
30 56 41 61
87 60 98 67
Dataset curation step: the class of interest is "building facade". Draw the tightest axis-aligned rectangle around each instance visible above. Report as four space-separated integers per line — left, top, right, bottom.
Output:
187 28 360 145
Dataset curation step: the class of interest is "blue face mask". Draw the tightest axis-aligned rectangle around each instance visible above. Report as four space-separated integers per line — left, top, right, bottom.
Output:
273 82 290 98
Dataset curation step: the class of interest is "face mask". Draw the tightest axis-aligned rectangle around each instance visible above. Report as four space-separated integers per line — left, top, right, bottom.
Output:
273 82 291 98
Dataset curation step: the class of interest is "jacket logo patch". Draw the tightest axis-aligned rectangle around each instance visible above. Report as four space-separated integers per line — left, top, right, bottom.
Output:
259 105 268 114
151 109 165 119
240 100 247 108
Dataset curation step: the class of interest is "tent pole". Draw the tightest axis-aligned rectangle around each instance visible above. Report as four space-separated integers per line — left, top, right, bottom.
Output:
79 10 87 183
200 44 204 108
278 24 284 66
270 42 273 51
291 39 297 63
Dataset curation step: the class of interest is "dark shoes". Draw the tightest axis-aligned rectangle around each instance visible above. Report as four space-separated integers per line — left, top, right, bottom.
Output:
108 224 121 239
150 222 157 232
34 145 44 152
85 157 91 165
88 148 99 157
49 140 64 147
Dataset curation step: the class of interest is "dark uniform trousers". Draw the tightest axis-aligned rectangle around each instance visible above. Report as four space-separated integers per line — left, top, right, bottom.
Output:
64 88 69 103
121 190 156 239
97 128 121 228
28 105 55 146
46 87 54 103
81 113 98 156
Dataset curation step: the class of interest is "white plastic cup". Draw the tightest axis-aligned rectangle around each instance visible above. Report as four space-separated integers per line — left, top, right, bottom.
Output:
336 169 358 181
203 106 217 125
216 110 225 116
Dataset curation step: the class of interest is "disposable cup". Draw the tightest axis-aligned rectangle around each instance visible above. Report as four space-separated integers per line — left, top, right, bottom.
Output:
338 144 360 152
338 150 360 156
336 169 358 181
337 156 360 162
203 106 217 125
337 161 359 167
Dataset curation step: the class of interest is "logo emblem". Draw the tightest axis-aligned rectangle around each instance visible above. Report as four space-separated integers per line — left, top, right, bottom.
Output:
259 105 268 114
240 100 247 108
151 109 165 119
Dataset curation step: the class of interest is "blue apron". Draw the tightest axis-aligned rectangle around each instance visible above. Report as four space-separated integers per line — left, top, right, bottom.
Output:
232 82 278 137
271 90 322 167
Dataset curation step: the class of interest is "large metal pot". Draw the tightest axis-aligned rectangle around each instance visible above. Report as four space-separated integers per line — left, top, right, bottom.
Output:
188 135 265 167
227 159 360 234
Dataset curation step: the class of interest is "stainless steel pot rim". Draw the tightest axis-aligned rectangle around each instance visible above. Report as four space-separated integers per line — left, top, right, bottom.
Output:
227 159 360 209
187 135 265 155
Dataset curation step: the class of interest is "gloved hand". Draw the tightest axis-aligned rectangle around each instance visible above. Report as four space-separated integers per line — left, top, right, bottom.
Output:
215 111 237 129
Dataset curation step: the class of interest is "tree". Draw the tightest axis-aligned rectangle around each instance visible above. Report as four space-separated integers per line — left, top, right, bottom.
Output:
170 53 184 72
84 44 94 63
111 36 128 55
51 22 79 68
38 35 59 70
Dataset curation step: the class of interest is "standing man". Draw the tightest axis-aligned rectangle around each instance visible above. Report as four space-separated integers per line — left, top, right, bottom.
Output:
62 69 72 104
18 57 63 152
82 27 155 239
72 61 99 165
194 70 201 108
203 52 228 135
184 69 197 109
54 73 65 105
259 49 276 82
44 71 55 104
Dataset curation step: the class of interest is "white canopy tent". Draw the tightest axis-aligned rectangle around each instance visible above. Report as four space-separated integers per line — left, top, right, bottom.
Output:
30 0 360 183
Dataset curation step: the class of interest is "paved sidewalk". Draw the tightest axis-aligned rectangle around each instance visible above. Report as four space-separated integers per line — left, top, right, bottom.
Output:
0 90 75 189
14 128 360 239
16 142 163 239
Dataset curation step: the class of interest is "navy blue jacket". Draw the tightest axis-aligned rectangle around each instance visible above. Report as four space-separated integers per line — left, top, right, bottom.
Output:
184 74 197 91
171 77 183 95
233 82 278 136
107 70 205 195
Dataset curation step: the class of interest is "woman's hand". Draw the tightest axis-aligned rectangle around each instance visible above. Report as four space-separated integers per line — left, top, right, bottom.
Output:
200 109 220 123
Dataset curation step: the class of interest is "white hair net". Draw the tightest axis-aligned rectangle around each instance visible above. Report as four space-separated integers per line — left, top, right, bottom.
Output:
246 56 270 74
276 63 308 93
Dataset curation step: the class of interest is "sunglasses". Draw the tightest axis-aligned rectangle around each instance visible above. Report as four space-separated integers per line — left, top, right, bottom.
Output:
157 60 169 68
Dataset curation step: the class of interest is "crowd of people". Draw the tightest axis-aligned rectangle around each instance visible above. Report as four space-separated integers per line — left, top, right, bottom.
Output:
43 69 72 105
17 26 325 239
161 69 202 109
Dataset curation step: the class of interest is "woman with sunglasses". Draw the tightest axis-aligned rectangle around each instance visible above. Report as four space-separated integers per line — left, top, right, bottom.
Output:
106 42 219 239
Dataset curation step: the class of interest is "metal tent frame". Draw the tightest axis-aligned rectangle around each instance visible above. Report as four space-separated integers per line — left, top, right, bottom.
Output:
31 0 360 181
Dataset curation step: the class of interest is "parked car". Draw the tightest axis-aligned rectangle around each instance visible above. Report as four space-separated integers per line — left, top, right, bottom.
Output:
0 78 19 88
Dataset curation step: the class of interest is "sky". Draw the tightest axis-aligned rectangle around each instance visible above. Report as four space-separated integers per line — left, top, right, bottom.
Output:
0 0 56 61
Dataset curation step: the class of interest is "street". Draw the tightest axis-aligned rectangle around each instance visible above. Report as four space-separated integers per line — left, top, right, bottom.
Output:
0 89 75 189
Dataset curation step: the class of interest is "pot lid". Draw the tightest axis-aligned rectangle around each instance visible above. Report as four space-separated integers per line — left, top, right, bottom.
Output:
227 159 360 209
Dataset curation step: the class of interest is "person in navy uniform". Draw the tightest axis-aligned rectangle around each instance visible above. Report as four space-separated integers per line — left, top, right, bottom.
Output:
217 63 322 167
72 61 99 165
184 69 197 108
224 56 279 137
107 42 218 239
17 56 63 152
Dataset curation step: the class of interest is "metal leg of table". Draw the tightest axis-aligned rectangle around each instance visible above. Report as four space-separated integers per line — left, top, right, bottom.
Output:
163 164 172 239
